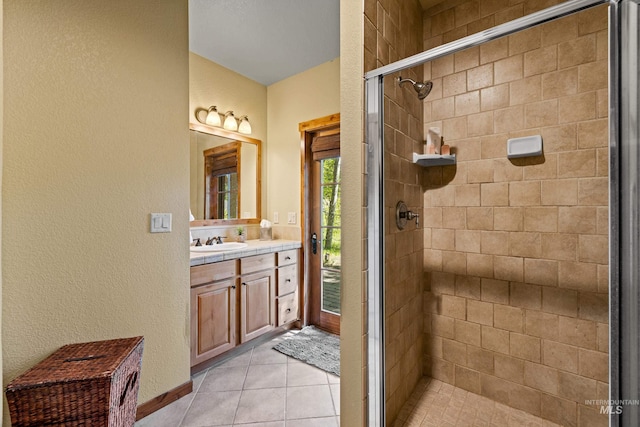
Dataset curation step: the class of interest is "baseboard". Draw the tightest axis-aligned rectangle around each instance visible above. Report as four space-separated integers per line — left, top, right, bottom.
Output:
136 380 193 421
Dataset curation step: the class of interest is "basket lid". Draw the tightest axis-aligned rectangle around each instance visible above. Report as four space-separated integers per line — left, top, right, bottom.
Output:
6 336 143 390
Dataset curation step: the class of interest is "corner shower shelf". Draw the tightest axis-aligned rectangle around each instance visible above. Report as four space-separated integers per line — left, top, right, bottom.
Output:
413 152 456 167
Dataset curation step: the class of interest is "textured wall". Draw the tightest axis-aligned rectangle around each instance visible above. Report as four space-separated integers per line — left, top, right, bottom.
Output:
422 2 608 426
3 1 191 422
364 0 425 424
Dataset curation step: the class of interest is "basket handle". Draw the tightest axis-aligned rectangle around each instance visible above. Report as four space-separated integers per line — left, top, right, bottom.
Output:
119 371 138 406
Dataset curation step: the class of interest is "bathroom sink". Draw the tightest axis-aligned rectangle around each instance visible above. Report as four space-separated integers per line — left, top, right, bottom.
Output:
190 242 248 252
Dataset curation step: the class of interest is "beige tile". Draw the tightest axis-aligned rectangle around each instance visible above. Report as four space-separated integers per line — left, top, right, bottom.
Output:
443 338 467 365
234 388 286 424
456 229 482 254
578 235 608 264
578 177 608 206
493 208 524 231
559 261 598 293
494 256 524 282
430 271 455 295
467 111 494 137
541 234 578 262
542 13 578 46
524 258 558 287
524 361 559 394
558 371 598 404
481 230 510 255
479 374 511 406
466 206 494 230
578 348 608 382
455 365 481 394
443 71 468 97
558 206 597 234
524 207 558 232
455 275 481 300
480 182 508 206
481 83 510 112
540 123 577 152
286 385 335 420
432 314 455 339
509 181 541 206
541 179 578 206
455 319 482 346
558 315 597 350
481 325 510 354
441 294 467 320
432 54 454 79
493 353 525 384
509 282 542 310
442 207 467 228
467 63 493 91
509 232 542 258
467 253 494 278
182 390 242 427
578 404 608 427
541 393 578 427
431 357 455 384
526 307 560 340
443 116 468 140
578 292 608 323
510 75 542 105
510 332 542 362
432 228 455 251
480 36 509 65
455 184 480 206
578 60 608 93
494 105 524 133
494 304 524 333
467 299 494 326
509 26 541 55
495 55 524 85
596 322 608 354
454 46 480 72
467 345 495 375
558 34 596 69
558 149 596 178
525 99 558 129
542 68 578 99
543 340 579 373
522 153 558 181
431 97 455 121
494 158 524 182
480 278 510 304
455 91 481 116
559 92 597 124
543 287 578 317
578 3 608 35
524 45 557 76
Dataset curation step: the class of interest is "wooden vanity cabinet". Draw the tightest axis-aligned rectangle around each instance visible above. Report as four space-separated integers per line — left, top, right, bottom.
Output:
190 260 237 366
239 253 276 342
276 249 300 326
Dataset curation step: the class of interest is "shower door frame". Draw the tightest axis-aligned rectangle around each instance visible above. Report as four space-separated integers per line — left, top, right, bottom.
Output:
364 0 635 425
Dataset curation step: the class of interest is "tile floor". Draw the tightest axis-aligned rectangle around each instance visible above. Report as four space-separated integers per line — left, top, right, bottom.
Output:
136 331 340 427
394 377 562 427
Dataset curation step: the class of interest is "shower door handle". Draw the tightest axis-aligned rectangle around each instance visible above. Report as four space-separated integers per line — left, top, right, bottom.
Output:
311 233 318 254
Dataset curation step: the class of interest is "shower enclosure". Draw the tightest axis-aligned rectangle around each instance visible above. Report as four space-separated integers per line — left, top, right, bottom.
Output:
364 0 639 425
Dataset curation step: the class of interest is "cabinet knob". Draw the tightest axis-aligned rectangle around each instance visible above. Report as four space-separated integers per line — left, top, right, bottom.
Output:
231 285 236 289
242 282 247 286
286 279 291 283
286 308 292 313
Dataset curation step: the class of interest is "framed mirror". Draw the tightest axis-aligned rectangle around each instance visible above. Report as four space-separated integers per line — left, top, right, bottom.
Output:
190 122 261 226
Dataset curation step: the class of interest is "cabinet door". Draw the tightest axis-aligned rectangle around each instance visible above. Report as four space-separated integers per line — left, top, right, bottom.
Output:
240 271 275 342
190 279 237 366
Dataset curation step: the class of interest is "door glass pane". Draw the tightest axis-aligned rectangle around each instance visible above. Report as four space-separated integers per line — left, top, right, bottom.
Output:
320 157 341 315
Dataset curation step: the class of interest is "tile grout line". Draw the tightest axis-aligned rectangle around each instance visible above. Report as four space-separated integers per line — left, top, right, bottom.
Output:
231 346 254 426
178 367 210 427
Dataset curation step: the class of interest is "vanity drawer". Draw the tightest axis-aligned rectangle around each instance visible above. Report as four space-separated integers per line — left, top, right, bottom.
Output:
191 260 237 287
277 250 298 266
240 253 275 275
277 292 298 326
277 265 298 296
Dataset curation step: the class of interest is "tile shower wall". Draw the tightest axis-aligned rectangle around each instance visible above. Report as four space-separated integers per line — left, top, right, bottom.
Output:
422 2 608 427
364 0 425 424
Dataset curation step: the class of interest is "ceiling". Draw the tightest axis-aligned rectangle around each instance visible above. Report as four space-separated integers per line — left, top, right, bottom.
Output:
189 0 442 86
189 0 340 86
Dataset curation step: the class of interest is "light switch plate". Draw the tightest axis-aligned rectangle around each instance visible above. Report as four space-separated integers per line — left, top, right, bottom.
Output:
273 212 279 224
287 212 296 224
150 213 172 233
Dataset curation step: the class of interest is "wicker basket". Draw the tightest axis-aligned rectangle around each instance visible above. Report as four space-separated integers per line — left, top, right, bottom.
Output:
5 336 144 427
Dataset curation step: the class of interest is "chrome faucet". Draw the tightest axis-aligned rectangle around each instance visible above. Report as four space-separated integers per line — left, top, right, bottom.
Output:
206 236 224 245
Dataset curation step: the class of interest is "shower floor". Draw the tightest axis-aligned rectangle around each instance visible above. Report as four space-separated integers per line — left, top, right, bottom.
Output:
393 377 561 427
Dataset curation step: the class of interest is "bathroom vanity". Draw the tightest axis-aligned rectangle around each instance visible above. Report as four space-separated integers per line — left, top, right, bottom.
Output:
189 240 301 367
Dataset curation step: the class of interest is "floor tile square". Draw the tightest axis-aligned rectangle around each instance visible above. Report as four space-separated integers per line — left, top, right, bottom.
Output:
330 383 340 415
286 361 328 386
285 416 339 427
234 388 286 424
134 393 193 427
199 365 248 392
250 343 288 365
181 390 241 427
244 363 287 389
286 385 336 419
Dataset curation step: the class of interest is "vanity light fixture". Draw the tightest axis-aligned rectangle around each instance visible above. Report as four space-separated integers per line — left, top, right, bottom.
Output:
204 106 221 127
238 115 252 135
223 111 238 131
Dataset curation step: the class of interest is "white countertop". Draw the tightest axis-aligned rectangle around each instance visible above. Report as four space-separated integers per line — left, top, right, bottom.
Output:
190 239 302 267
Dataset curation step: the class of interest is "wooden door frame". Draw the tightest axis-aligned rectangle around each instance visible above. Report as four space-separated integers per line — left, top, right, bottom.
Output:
299 113 340 330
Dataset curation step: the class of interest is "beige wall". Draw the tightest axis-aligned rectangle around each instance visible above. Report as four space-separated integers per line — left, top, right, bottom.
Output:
364 0 425 424
2 1 190 422
0 0 3 421
340 0 365 425
422 2 608 426
266 58 340 234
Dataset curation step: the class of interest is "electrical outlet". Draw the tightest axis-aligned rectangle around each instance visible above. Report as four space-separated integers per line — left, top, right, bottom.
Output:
287 212 296 224
273 212 279 224
150 213 172 233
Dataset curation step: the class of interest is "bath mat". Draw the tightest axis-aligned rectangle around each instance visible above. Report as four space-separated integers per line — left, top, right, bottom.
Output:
273 326 340 376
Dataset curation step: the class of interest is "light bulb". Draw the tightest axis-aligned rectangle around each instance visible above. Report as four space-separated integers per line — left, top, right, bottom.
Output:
205 106 221 127
238 116 252 134
223 111 238 131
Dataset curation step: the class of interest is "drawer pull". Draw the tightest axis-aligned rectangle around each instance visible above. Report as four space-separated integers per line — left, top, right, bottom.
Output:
286 279 291 283
285 256 291 260
242 282 247 286
286 308 292 313
231 285 236 289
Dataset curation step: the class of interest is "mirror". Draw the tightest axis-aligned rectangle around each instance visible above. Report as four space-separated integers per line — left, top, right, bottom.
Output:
190 123 261 225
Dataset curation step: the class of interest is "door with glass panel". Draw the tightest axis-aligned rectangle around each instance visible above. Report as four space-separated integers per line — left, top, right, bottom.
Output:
308 131 341 335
